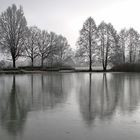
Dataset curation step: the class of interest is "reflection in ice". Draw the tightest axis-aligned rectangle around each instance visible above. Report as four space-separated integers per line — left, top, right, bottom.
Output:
0 73 140 140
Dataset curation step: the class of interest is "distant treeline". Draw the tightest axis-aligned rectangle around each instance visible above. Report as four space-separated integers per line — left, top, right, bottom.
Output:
0 4 74 68
0 4 140 71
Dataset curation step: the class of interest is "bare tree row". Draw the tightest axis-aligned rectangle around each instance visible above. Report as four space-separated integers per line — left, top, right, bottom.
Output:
0 4 73 68
76 17 140 71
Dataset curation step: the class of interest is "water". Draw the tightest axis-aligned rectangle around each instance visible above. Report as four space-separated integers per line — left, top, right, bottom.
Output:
0 73 140 140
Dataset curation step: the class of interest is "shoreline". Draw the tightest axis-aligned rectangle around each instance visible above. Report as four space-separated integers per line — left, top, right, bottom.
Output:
0 69 140 74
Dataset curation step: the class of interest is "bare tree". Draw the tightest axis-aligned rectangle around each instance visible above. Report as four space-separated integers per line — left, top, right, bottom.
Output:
0 4 27 68
126 28 140 63
98 22 118 70
56 35 72 65
36 31 72 67
24 26 39 67
37 30 52 67
47 32 59 67
76 17 98 71
119 29 127 63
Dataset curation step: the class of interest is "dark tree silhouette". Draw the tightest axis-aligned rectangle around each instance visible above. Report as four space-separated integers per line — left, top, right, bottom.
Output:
24 26 39 67
56 35 73 65
126 28 140 63
76 17 98 71
98 22 118 70
0 4 27 68
37 30 51 67
47 32 59 66
119 29 127 63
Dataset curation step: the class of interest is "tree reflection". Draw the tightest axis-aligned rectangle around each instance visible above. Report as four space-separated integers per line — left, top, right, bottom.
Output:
39 73 69 109
21 73 71 111
78 73 118 126
0 73 72 137
99 73 119 120
0 75 29 137
78 73 140 126
113 73 140 114
78 73 96 126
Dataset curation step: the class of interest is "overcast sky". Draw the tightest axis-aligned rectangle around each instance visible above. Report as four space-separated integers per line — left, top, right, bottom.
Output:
0 0 140 49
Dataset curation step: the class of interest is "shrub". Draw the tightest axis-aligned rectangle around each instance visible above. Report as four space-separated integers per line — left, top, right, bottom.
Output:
111 63 140 72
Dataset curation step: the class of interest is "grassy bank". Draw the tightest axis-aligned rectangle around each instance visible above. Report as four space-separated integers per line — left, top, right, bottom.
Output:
0 67 109 74
1 64 140 74
0 66 76 74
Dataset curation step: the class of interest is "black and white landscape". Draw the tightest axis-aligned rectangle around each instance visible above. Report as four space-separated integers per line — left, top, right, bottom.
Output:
0 0 140 140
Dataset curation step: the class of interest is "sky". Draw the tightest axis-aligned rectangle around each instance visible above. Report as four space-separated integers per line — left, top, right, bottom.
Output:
0 0 140 49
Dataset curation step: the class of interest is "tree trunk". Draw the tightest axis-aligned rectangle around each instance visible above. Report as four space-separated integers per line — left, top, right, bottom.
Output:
89 57 92 71
12 56 16 68
104 40 109 72
130 51 132 63
102 41 105 71
89 20 92 72
123 53 125 63
103 66 106 71
41 57 44 68
31 58 34 68
89 35 92 71
122 48 125 63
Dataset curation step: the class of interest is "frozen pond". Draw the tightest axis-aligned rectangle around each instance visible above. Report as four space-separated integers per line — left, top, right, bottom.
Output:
0 73 140 140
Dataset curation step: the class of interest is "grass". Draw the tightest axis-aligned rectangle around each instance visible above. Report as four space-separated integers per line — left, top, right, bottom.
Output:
1 64 140 74
0 65 76 74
